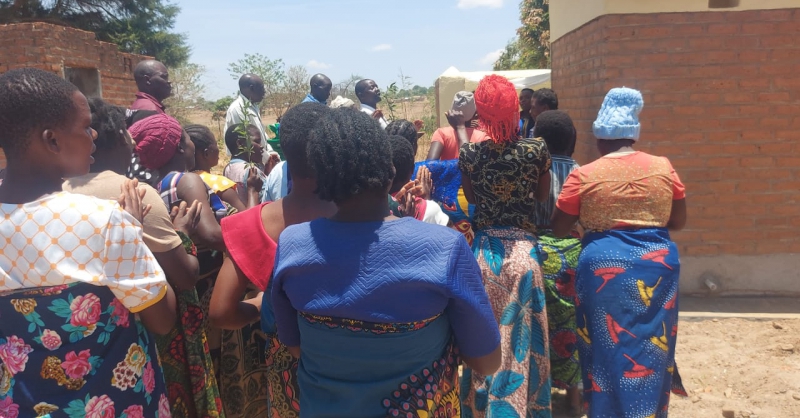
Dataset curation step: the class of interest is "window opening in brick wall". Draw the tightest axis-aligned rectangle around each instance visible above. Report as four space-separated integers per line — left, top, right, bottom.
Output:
64 67 102 99
708 0 740 8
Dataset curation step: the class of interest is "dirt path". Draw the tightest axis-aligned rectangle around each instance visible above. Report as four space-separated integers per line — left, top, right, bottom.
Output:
553 318 800 418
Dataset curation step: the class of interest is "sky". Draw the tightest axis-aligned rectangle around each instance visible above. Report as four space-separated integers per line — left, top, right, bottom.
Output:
171 0 519 100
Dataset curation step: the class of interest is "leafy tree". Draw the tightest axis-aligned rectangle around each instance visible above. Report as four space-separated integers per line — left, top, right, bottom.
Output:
494 0 550 70
330 74 363 103
0 0 190 66
227 53 286 105
267 65 308 121
164 63 206 125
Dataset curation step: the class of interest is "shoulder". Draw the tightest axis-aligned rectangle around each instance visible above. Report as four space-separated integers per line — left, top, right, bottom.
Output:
50 192 123 228
391 218 462 246
519 137 548 153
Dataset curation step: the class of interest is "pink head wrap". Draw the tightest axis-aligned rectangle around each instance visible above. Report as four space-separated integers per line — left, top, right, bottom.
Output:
129 113 183 170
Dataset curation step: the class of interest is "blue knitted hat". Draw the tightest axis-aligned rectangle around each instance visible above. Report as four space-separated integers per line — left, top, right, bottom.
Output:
592 87 644 141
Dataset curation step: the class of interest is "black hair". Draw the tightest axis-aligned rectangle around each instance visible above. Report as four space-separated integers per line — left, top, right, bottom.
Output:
354 79 369 96
0 68 79 156
224 124 258 155
532 88 558 110
88 98 127 152
385 119 418 150
307 107 394 204
532 110 576 156
521 88 534 95
126 109 160 128
185 124 216 151
389 135 415 194
280 102 330 178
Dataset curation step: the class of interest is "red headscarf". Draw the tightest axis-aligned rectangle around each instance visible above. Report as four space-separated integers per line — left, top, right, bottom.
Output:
128 113 183 170
474 75 520 143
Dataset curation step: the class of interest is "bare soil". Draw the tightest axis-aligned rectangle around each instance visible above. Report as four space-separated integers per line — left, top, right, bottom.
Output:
553 318 800 418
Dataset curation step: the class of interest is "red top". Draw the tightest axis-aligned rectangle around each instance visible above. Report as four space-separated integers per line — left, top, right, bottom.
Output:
430 127 490 160
220 202 276 291
130 92 166 114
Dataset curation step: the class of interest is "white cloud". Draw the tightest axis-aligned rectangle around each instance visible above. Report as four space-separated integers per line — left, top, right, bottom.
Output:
480 49 504 65
371 43 392 52
458 0 503 9
306 60 331 70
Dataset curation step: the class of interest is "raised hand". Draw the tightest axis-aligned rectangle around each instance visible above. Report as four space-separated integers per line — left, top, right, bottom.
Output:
170 200 203 236
118 179 151 223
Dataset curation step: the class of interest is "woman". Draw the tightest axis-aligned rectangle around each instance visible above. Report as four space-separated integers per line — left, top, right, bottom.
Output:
209 102 336 417
271 108 502 417
129 114 226 418
551 87 688 417
185 124 256 211
531 110 583 415
458 75 553 418
427 91 489 161
0 68 175 416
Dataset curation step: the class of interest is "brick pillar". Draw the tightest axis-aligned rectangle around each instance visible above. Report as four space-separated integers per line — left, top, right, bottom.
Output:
552 8 800 295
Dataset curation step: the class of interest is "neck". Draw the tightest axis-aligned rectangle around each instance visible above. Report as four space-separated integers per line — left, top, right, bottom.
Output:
599 139 636 156
330 191 391 223
90 151 130 176
0 164 64 204
362 101 378 109
158 158 186 177
521 109 532 119
284 178 324 203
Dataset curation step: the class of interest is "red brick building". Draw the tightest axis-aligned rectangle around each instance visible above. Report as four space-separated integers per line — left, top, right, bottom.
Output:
0 22 150 168
550 2 800 295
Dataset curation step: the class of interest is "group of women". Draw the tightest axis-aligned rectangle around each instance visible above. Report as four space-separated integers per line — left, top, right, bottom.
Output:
0 67 687 418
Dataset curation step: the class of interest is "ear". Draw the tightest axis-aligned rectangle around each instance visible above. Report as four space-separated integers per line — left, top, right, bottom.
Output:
203 147 211 157
41 129 60 154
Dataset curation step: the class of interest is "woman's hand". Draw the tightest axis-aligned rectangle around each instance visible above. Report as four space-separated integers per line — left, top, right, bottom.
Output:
170 200 202 236
397 191 417 218
416 166 433 201
264 153 281 176
118 179 151 223
445 110 464 128
246 167 264 191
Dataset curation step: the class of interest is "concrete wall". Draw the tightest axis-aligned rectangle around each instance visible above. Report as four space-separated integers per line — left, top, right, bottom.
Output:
551 7 800 296
0 22 150 169
551 0 800 41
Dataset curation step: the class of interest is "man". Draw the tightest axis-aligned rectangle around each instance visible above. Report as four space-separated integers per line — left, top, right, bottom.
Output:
355 79 388 128
302 74 332 104
130 60 172 114
519 88 534 138
224 73 276 156
531 88 559 128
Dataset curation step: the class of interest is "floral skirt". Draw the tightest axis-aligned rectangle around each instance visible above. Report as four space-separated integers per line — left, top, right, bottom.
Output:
461 227 552 418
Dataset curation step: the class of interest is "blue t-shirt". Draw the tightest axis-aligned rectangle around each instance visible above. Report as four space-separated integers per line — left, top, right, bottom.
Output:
270 217 500 358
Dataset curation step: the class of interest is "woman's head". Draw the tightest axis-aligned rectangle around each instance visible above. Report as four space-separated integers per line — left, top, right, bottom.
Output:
593 87 643 154
474 75 519 143
389 135 415 194
185 124 219 171
307 108 394 204
280 102 331 179
385 119 419 156
224 124 262 162
0 68 96 179
87 98 132 173
533 110 576 157
128 113 190 171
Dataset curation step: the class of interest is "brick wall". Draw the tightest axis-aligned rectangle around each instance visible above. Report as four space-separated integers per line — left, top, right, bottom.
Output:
0 22 150 169
552 8 800 263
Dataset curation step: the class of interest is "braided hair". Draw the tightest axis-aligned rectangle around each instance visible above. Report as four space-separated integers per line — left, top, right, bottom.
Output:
388 134 415 194
0 68 79 156
280 102 330 178
307 108 393 204
185 124 216 151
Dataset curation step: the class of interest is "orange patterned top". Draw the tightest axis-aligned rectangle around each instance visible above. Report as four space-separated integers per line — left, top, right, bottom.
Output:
556 151 685 232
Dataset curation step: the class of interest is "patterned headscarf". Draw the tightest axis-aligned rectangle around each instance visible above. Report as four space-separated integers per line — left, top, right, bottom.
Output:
474 75 520 143
128 113 183 170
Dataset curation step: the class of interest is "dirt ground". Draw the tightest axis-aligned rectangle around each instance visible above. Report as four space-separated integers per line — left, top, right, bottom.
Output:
553 318 800 418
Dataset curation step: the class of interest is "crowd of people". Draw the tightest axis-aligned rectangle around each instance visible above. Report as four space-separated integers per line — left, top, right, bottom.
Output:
0 59 688 418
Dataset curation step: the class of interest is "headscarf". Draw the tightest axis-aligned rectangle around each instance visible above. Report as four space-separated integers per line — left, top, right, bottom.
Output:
593 87 644 141
128 113 183 170
330 95 356 109
451 91 476 121
474 75 519 143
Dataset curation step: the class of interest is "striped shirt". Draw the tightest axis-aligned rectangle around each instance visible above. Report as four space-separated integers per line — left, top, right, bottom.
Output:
534 155 580 228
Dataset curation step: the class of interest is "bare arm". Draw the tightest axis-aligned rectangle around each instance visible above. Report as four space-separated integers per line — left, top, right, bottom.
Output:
153 247 199 291
219 188 247 212
138 285 177 335
209 257 262 329
176 173 225 252
462 346 502 376
426 142 444 161
667 198 687 231
535 171 551 202
551 207 580 238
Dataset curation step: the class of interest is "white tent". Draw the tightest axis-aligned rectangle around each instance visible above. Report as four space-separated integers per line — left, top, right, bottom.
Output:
434 67 552 127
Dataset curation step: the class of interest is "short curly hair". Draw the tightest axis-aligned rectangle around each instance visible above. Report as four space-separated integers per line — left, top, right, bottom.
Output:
224 124 260 156
385 119 418 150
280 102 330 179
185 124 216 151
307 107 394 204
533 88 558 110
389 135 415 194
0 68 79 156
532 110 576 156
88 98 128 153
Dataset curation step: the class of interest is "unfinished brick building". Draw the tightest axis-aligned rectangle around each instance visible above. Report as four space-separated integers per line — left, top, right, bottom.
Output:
0 22 150 168
551 1 800 295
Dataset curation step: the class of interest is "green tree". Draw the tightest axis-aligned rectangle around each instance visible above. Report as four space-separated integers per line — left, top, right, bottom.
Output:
494 0 550 70
0 0 190 66
227 53 286 106
164 63 206 125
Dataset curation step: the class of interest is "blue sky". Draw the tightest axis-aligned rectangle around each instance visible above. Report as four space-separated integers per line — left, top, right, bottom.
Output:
172 0 519 99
